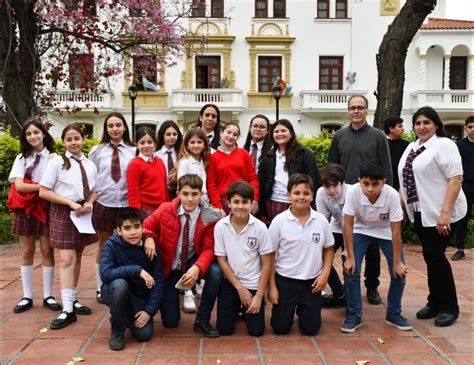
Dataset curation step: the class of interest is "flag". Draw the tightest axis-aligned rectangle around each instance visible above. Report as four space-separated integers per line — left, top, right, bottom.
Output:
142 76 160 92
284 84 292 95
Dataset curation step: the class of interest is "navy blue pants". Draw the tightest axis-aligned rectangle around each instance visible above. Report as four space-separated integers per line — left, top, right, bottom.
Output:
217 279 265 337
271 273 322 336
101 278 154 342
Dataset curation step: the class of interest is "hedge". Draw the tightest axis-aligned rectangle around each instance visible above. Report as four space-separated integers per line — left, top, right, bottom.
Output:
0 131 472 248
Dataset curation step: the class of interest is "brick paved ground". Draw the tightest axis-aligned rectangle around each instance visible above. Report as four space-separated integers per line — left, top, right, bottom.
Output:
0 243 472 364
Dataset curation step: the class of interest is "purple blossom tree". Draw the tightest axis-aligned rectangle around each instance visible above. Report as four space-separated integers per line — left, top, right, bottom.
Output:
0 0 195 135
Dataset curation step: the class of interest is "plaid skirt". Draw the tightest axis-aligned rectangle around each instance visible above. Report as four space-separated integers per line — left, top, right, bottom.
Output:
12 209 49 237
49 203 98 250
93 202 120 232
266 200 291 222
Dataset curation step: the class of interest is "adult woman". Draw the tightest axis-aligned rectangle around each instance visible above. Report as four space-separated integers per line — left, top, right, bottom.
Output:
243 114 272 174
398 106 467 327
196 104 221 150
259 119 320 222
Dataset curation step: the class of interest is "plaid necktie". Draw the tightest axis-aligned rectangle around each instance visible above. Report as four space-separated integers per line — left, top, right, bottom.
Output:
250 143 258 167
402 146 426 204
166 151 174 172
111 144 121 182
71 156 91 201
180 213 190 272
24 153 41 180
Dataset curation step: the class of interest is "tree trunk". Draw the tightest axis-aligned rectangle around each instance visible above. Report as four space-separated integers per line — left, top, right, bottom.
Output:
373 0 437 130
0 1 39 136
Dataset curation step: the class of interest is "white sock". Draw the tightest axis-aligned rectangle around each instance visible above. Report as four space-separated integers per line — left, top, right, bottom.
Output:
20 265 34 299
95 263 102 291
42 266 54 299
61 288 74 313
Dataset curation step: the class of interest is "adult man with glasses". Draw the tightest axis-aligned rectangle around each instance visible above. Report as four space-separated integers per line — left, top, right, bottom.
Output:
327 94 392 307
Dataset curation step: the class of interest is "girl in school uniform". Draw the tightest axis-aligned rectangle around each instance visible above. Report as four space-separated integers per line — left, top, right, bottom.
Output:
88 112 136 303
196 103 221 151
155 120 183 201
39 123 99 329
207 122 260 216
127 127 168 217
9 120 61 313
243 114 272 174
259 119 321 222
174 127 210 201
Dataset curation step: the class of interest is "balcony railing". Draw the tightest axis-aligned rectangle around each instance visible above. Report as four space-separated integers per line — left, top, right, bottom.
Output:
299 90 368 112
411 90 474 110
171 89 244 111
45 89 113 110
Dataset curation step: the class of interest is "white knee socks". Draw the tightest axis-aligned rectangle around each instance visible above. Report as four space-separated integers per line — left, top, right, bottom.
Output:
20 265 33 299
42 266 55 299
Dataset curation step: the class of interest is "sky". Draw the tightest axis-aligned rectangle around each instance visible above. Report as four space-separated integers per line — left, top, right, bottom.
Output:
445 0 474 20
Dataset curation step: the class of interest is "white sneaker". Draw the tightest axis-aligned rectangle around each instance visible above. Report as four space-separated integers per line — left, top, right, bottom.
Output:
183 290 196 313
195 281 204 298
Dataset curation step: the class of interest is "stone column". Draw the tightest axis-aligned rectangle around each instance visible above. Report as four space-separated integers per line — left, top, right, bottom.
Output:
419 55 426 90
443 55 451 90
468 55 474 90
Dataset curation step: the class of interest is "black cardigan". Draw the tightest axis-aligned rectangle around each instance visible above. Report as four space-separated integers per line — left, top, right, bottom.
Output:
258 143 320 216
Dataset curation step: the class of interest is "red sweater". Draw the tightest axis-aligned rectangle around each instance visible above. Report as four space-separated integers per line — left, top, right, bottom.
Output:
143 198 220 278
207 147 259 208
126 156 168 210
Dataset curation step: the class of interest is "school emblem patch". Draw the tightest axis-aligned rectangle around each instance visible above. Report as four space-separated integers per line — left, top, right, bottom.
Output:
379 212 389 221
247 237 258 249
312 233 320 244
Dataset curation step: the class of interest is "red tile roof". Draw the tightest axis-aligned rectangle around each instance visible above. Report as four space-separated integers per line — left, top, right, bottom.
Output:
421 17 474 30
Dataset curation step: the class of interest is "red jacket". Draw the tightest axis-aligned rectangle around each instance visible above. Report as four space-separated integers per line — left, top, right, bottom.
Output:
143 198 221 278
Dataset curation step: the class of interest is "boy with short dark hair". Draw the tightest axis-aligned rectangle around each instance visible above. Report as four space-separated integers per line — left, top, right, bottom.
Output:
268 174 334 336
316 163 349 308
453 115 474 261
342 160 411 333
100 207 164 351
143 174 222 337
384 116 409 191
214 181 272 336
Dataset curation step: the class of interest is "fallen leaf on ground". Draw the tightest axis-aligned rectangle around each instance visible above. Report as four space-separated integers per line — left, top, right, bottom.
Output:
356 361 370 365
39 328 48 333
71 357 84 362
377 338 385 344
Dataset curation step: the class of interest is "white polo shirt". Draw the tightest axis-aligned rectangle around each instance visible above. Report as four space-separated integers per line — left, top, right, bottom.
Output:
88 142 136 207
398 135 467 227
315 183 351 234
343 183 403 240
269 208 334 280
40 151 98 202
214 214 273 290
271 151 290 203
9 148 51 183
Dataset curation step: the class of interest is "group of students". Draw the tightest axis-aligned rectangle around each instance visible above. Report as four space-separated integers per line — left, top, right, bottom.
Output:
7 103 469 350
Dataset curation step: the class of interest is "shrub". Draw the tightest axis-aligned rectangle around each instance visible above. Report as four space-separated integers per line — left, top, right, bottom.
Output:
298 129 333 169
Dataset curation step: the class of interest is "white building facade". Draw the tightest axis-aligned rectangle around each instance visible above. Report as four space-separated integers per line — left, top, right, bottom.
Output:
46 0 474 141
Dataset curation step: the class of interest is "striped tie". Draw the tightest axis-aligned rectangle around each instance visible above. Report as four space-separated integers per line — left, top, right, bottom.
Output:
71 156 91 201
24 154 41 180
402 146 425 204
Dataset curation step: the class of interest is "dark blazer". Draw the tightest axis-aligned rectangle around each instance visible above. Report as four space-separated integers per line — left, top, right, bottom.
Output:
258 143 320 216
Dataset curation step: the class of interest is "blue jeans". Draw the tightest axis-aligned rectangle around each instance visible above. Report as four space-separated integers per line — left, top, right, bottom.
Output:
345 234 406 320
101 278 154 342
161 256 222 327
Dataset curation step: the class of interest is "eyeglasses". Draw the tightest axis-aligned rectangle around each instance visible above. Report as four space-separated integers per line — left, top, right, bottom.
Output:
251 124 268 130
349 106 367 112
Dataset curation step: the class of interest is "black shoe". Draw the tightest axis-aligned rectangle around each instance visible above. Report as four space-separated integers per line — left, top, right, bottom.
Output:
322 294 346 308
73 300 92 315
50 311 77 330
435 312 458 327
416 305 439 320
451 249 465 261
96 291 105 304
13 297 33 313
109 332 125 351
193 321 220 338
367 288 382 305
43 296 62 311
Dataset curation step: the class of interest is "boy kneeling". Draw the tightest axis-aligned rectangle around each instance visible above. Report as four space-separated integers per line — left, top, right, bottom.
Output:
341 160 411 333
143 174 222 337
268 174 334 336
214 182 273 336
100 207 164 350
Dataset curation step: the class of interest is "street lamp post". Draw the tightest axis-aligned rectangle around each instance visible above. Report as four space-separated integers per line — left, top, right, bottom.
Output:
272 85 282 121
128 84 138 140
